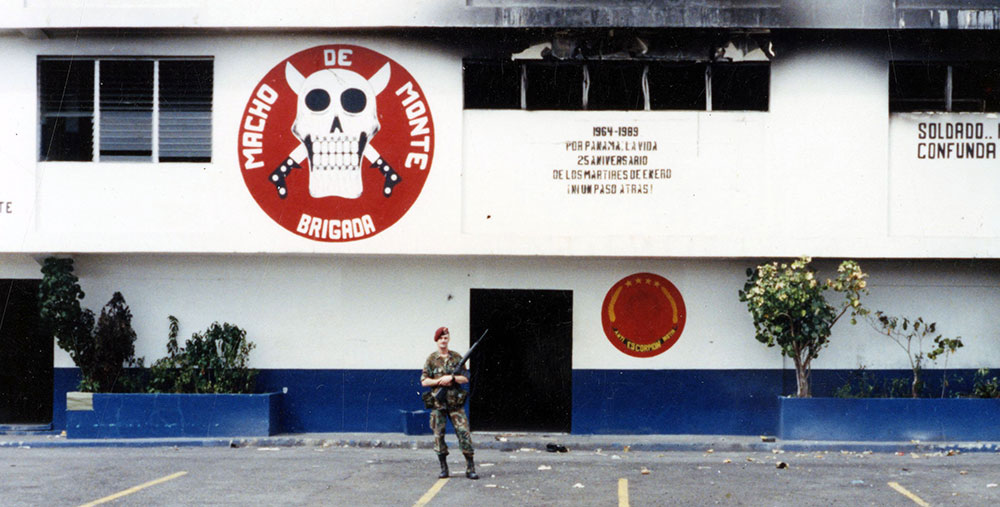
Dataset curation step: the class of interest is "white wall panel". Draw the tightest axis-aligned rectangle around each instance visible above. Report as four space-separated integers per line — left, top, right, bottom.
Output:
462 111 769 239
0 254 41 278
890 113 1000 238
13 33 466 254
57 255 1000 372
818 259 1000 371
4 33 1000 257
0 35 36 250
62 255 777 370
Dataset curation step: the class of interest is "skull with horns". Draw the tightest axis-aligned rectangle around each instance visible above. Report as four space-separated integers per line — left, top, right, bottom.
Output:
283 61 391 199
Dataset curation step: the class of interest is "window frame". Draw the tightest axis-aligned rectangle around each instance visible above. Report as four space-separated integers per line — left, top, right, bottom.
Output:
889 61 1000 113
462 57 769 112
38 55 214 163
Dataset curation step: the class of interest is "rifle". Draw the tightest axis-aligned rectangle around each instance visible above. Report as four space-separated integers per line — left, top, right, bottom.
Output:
424 329 489 407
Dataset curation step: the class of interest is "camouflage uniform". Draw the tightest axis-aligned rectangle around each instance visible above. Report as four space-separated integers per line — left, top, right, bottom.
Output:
421 350 474 456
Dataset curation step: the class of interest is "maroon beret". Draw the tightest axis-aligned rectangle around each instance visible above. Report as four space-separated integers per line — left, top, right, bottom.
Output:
434 326 449 341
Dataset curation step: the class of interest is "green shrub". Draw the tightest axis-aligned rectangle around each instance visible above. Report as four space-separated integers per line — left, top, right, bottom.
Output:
972 368 1000 398
148 316 257 394
38 257 142 392
833 367 877 398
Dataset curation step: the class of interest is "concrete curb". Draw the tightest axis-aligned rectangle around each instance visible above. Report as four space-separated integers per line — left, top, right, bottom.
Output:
3 434 1000 453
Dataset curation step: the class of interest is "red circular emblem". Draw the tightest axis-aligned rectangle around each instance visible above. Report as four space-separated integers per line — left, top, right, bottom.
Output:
601 272 686 358
238 45 434 242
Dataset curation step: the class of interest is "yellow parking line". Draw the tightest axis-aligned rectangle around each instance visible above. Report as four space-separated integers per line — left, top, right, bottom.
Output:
79 471 188 507
888 481 931 507
414 478 449 507
619 478 630 507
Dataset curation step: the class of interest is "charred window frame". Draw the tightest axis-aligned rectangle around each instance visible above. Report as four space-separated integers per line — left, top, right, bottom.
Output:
463 59 522 109
523 60 585 110
39 56 213 162
710 62 770 111
463 58 768 112
585 61 646 111
646 62 708 110
890 61 1000 113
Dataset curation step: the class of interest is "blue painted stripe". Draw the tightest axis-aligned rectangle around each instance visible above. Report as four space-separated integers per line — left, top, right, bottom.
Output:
572 370 783 435
780 397 1000 441
50 367 997 435
66 393 280 439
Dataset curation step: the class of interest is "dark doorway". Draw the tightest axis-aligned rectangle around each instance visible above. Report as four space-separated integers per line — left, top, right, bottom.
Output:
0 279 52 424
469 289 572 433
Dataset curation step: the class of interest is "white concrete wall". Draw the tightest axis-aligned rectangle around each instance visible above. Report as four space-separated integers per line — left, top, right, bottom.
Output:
0 34 37 251
0 254 42 278
889 112 1000 239
2 33 468 254
56 255 773 370
3 32 999 256
821 259 1000 371
2 31 997 374
54 255 1000 372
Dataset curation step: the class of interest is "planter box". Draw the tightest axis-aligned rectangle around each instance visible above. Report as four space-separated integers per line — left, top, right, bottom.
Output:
779 396 1000 441
66 392 281 439
400 410 433 435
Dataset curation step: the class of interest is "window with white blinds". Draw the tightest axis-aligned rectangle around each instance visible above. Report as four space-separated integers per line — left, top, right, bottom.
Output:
39 57 213 162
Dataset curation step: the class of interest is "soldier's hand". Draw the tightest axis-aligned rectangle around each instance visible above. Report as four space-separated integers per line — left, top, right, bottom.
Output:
439 375 453 386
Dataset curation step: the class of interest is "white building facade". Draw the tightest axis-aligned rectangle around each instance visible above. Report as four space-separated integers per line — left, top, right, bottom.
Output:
1 0 1000 434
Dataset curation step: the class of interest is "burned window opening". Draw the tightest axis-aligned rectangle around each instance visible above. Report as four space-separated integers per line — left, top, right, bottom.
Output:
462 58 768 112
711 62 770 112
524 61 585 110
890 61 1000 113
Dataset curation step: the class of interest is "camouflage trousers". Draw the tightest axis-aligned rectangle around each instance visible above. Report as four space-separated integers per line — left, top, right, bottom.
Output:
430 407 474 456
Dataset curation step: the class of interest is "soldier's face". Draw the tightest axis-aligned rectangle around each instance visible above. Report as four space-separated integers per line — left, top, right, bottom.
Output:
436 333 450 349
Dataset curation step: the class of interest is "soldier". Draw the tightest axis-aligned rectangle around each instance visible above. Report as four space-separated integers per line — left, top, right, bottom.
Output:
420 326 478 480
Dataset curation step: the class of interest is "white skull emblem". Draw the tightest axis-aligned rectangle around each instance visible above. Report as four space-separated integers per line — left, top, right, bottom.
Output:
285 62 391 199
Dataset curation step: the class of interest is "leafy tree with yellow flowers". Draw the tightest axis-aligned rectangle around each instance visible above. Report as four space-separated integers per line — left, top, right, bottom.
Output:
739 257 868 397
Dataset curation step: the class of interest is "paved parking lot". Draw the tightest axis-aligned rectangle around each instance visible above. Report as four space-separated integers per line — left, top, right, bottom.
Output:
3 445 1000 506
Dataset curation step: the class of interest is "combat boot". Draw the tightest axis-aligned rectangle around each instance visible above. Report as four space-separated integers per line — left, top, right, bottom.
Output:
464 454 479 480
437 454 449 478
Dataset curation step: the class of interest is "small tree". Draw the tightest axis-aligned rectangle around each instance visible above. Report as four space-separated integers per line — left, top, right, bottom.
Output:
39 257 94 372
91 292 144 392
739 257 868 397
39 257 142 392
869 312 963 398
